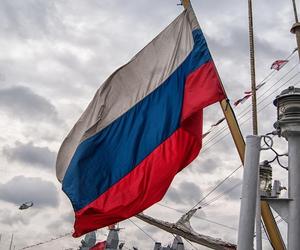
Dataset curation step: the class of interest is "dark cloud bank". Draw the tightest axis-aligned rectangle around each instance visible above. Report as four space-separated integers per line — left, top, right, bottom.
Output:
3 141 56 170
0 85 60 123
0 175 59 208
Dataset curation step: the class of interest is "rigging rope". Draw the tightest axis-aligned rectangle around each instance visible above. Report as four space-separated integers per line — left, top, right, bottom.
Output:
189 165 242 211
202 72 300 154
157 203 238 231
128 219 156 243
157 202 273 243
200 182 242 209
189 134 276 219
234 63 299 121
203 60 299 149
182 237 199 250
18 233 71 250
202 51 298 148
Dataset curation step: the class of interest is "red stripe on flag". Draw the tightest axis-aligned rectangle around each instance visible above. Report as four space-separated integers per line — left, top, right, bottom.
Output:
73 127 200 237
72 60 225 237
181 61 225 133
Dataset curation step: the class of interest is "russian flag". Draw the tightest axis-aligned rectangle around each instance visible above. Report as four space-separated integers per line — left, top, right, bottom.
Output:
56 6 226 237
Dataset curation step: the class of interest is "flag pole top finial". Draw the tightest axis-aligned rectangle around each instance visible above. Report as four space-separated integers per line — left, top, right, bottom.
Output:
181 0 191 9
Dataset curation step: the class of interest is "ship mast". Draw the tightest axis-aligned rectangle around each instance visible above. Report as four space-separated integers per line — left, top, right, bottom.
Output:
248 0 258 135
237 1 286 249
246 1 263 249
291 0 300 61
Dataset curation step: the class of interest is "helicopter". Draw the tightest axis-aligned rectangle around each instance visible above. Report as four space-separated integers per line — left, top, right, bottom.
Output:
19 201 33 210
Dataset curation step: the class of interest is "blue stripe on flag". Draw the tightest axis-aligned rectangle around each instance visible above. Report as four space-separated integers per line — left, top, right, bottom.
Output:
62 29 211 211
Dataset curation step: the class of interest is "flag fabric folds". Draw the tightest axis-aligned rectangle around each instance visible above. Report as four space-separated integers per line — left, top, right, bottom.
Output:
202 117 225 139
270 60 288 71
234 94 251 106
234 81 266 107
56 6 225 237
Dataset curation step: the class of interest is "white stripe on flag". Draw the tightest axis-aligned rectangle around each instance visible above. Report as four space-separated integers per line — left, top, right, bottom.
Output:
56 8 198 182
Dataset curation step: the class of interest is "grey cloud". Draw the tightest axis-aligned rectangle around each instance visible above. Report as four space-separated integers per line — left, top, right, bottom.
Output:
130 226 156 247
209 24 286 61
192 158 220 174
0 0 184 102
46 220 62 231
0 0 61 39
165 188 182 205
0 72 5 81
46 212 74 231
206 25 287 102
0 85 61 123
165 181 203 205
143 224 161 236
0 208 31 226
2 141 56 170
213 177 242 201
61 211 74 224
0 176 59 208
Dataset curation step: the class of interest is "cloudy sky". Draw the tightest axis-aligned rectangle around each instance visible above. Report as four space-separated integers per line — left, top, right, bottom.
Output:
0 0 299 249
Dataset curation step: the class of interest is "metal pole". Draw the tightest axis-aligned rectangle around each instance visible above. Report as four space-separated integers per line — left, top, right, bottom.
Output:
291 0 300 62
256 175 262 250
292 0 299 22
248 0 258 135
248 2 263 248
288 1 300 247
9 234 13 250
287 134 300 249
237 135 261 249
